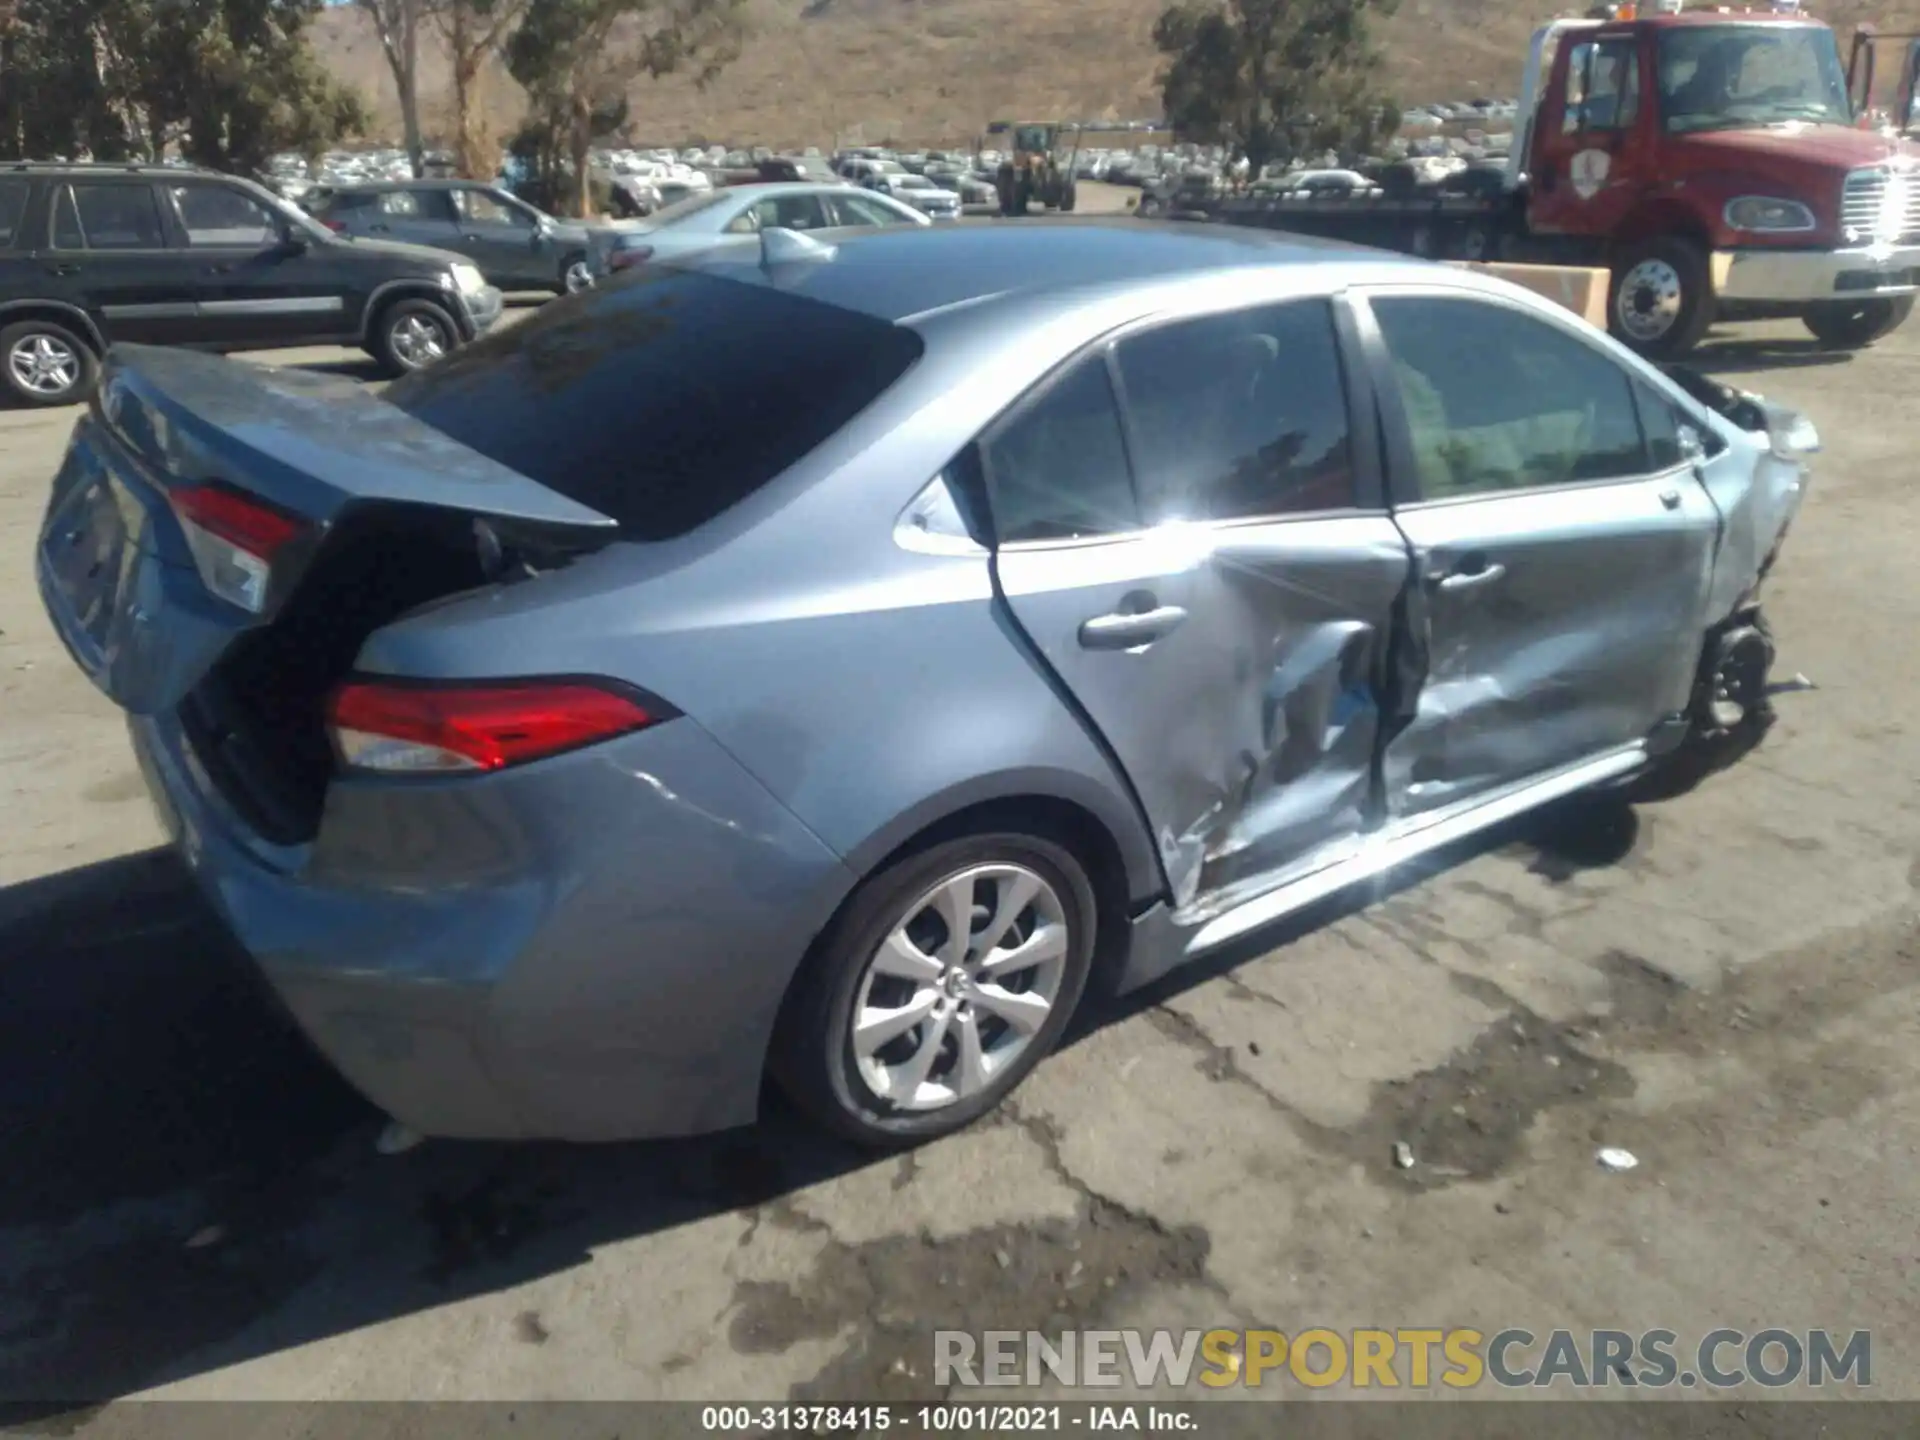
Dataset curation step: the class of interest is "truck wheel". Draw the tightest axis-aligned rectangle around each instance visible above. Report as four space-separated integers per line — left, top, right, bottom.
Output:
1610 237 1714 358
1801 296 1914 350
1456 223 1495 262
1059 181 1078 213
1137 193 1163 218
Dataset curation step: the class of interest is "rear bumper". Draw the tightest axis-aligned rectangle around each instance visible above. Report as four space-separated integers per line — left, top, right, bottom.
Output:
129 708 855 1141
1715 243 1920 303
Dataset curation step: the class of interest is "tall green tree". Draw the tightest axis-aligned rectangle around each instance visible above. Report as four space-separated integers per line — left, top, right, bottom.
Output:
1153 0 1400 178
506 0 747 217
0 0 367 174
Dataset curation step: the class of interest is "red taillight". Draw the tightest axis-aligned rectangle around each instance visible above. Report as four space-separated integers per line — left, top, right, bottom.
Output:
168 483 310 614
608 245 653 272
327 679 666 775
321 218 348 232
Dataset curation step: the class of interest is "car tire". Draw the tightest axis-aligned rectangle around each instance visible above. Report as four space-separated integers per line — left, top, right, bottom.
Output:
559 254 594 295
1609 236 1714 358
1060 181 1078 213
1138 193 1164 218
1 318 99 408
370 297 459 377
1801 295 1913 350
772 830 1099 1150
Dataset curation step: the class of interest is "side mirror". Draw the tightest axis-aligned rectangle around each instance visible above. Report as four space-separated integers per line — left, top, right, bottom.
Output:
279 225 309 252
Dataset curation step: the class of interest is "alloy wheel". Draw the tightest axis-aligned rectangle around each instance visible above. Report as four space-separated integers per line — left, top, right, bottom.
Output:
390 313 450 369
7 332 81 398
564 259 595 293
849 862 1070 1112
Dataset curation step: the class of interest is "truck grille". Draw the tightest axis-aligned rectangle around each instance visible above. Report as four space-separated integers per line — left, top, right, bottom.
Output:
1841 166 1920 245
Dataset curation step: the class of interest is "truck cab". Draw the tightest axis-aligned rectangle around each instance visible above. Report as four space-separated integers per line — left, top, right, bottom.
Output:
1514 0 1920 353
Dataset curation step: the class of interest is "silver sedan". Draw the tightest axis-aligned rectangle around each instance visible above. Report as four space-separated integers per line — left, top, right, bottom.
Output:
596 181 930 276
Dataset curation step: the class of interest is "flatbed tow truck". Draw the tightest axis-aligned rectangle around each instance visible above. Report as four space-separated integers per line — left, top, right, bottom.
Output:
1195 0 1920 356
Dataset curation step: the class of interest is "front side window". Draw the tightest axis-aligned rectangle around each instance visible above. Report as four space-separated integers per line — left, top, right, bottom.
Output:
1114 299 1357 521
830 193 910 227
982 356 1139 544
1564 38 1642 132
171 185 280 247
1372 294 1650 499
726 194 831 233
456 188 528 226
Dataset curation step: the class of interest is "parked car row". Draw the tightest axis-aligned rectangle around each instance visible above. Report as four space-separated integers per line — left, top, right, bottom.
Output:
0 161 503 407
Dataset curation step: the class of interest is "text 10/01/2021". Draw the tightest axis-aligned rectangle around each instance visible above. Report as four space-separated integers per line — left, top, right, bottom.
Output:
702 1404 1192 1431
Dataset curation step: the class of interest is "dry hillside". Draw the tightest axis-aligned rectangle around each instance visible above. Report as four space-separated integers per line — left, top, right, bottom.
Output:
312 0 1916 150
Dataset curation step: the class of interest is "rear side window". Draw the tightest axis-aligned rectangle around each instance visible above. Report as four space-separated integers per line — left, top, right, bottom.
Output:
0 179 28 248
383 268 924 540
981 355 1139 543
831 193 909 227
59 184 167 250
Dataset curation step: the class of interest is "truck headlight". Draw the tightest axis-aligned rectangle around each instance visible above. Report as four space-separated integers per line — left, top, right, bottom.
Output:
447 263 486 295
1723 196 1817 234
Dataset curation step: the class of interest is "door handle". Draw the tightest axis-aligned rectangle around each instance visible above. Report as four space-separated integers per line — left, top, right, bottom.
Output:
1078 604 1189 650
463 232 484 241
1431 553 1507 591
1658 487 1682 510
368 223 390 233
202 264 232 275
46 263 81 277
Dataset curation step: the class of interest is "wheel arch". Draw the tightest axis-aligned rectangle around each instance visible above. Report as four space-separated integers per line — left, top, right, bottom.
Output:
760 780 1153 1114
1610 200 1714 255
836 772 1161 916
358 279 459 345
0 301 106 353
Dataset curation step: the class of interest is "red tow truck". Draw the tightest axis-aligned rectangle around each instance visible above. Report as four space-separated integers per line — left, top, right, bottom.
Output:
1206 0 1920 356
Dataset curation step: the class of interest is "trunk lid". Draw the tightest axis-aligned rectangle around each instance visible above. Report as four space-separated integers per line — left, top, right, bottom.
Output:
37 345 616 718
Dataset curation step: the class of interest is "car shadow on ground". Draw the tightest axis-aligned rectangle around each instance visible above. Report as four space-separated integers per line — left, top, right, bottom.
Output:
1691 331 1855 376
0 784 1675 1416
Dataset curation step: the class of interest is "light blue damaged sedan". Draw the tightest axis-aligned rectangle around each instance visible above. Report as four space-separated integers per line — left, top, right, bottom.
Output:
36 218 1811 1150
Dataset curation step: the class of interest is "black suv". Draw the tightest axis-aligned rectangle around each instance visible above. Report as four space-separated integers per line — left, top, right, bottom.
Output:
0 162 505 407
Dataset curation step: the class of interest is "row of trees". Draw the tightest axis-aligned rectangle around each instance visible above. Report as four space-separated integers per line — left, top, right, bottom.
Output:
0 0 747 215
0 0 366 176
0 0 1398 213
353 0 744 215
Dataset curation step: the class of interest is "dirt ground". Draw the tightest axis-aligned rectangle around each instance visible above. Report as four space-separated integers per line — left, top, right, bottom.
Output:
1 265 1917 1420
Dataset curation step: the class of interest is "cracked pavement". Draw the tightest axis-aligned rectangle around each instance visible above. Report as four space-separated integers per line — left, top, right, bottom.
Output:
1 314 1917 1416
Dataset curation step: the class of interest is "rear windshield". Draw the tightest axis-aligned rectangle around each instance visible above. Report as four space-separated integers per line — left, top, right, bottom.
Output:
384 267 924 539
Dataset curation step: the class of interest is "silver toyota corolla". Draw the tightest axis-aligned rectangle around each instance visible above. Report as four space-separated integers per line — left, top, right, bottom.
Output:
36 220 1813 1149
